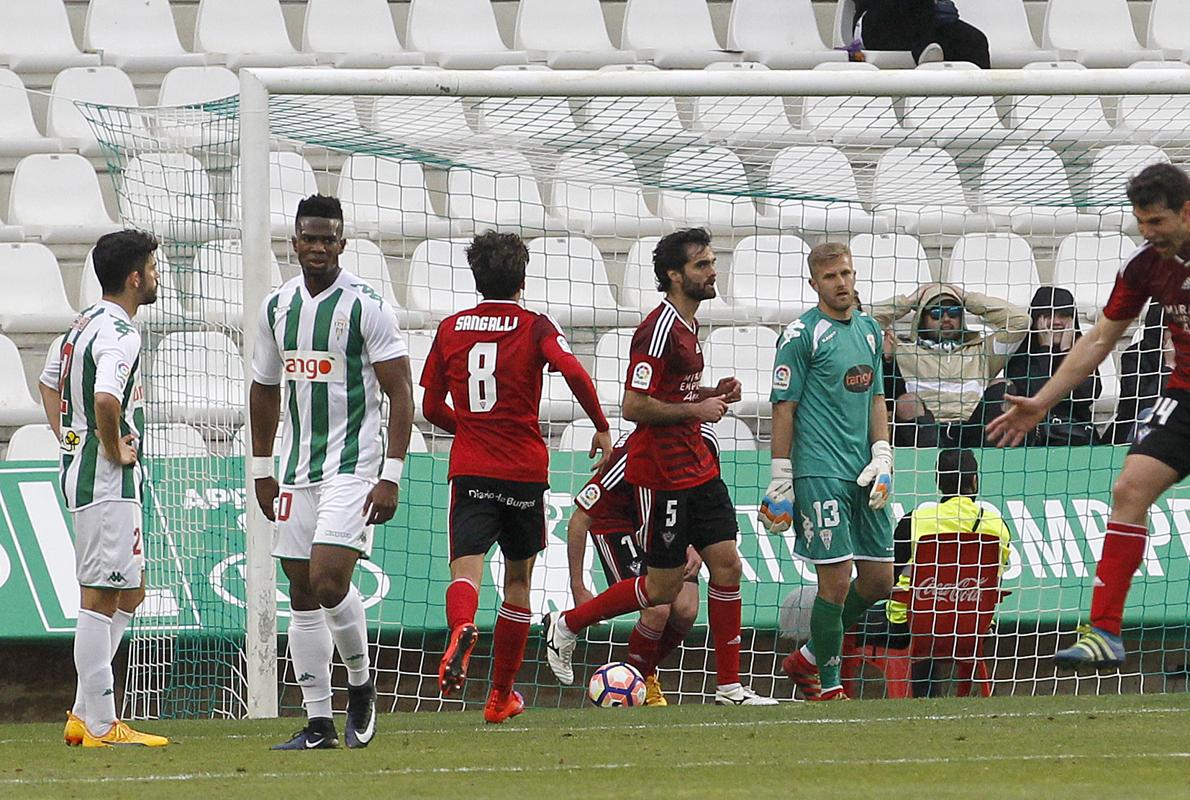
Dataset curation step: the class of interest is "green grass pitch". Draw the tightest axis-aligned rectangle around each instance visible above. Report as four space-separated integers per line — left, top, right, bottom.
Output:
3 695 1189 799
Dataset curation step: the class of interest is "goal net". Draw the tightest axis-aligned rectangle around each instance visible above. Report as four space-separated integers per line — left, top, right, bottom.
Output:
78 65 1190 717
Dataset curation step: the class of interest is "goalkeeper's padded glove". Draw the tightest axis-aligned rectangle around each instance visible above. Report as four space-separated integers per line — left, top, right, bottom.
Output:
857 440 893 510
759 458 795 534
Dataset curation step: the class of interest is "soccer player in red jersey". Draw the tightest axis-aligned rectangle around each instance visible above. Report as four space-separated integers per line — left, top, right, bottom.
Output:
565 426 721 706
989 163 1190 668
420 231 612 723
545 228 777 705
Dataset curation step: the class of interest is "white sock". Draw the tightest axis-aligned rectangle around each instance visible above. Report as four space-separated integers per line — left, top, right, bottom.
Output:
71 608 134 718
324 587 371 687
289 608 333 720
74 609 117 736
800 644 817 666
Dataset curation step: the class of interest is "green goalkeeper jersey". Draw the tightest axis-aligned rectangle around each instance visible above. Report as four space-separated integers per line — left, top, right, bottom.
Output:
769 306 884 482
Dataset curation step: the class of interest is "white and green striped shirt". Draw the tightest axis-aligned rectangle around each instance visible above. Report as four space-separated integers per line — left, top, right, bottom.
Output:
252 270 408 488
40 300 145 511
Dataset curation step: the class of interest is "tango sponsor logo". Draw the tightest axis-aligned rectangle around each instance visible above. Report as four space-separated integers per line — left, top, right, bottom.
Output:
283 350 344 383
843 364 874 393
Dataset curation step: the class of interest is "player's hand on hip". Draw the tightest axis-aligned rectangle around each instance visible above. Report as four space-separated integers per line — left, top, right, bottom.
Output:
714 376 743 404
985 393 1045 448
364 479 400 525
693 396 729 423
109 433 138 466
254 476 279 522
759 458 795 534
589 429 614 472
857 441 893 510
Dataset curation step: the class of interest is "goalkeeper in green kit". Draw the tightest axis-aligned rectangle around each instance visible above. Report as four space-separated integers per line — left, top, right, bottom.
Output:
759 242 894 701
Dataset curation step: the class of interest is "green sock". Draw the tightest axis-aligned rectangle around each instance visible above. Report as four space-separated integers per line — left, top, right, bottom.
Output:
841 582 877 632
809 596 844 691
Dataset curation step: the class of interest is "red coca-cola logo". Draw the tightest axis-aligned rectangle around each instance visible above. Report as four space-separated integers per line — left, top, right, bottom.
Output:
914 576 985 604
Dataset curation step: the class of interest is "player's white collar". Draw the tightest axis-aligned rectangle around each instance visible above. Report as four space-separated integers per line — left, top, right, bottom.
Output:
96 298 132 323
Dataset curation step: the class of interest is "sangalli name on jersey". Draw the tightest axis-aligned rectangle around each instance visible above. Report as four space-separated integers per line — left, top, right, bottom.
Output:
454 315 520 332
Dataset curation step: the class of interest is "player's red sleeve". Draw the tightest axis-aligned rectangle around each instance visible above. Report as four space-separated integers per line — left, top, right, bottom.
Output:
419 329 457 433
625 323 664 397
536 316 609 432
1102 249 1151 321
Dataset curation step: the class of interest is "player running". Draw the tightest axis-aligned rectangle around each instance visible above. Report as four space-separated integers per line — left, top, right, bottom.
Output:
989 163 1190 669
250 195 414 750
39 229 168 747
422 230 612 723
545 228 776 706
760 242 894 702
565 425 721 706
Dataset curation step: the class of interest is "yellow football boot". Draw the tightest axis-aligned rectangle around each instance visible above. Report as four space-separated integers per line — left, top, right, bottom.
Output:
82 720 169 747
64 711 85 746
643 674 668 707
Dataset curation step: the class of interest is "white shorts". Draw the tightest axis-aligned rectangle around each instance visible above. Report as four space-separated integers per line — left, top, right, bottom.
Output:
72 500 144 590
273 474 376 560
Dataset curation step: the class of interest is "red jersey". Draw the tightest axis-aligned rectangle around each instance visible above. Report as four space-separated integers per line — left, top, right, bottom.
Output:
1104 243 1190 391
574 443 636 536
421 300 573 482
624 299 718 490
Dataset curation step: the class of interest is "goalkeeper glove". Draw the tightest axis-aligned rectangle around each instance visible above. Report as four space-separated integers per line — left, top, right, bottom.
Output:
759 458 795 534
857 441 893 510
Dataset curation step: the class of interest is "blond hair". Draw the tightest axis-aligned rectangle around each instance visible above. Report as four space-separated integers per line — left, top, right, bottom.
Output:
807 242 852 278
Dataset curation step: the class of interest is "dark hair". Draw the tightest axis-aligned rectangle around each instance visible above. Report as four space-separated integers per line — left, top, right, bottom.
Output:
652 227 711 292
937 448 978 497
466 230 528 300
93 229 158 294
1126 163 1190 211
295 194 343 227
1026 285 1079 354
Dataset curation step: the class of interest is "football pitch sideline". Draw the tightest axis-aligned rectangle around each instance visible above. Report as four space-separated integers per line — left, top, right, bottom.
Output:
2 695 1189 799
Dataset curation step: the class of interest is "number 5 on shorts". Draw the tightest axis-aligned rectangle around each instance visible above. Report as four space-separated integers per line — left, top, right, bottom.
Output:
664 499 678 527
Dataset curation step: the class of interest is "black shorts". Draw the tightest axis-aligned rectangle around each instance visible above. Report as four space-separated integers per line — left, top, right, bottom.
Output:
1129 389 1190 479
637 476 739 570
591 530 646 584
448 476 550 562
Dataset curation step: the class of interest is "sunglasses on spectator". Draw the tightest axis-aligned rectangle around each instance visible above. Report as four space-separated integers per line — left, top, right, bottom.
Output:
926 305 963 320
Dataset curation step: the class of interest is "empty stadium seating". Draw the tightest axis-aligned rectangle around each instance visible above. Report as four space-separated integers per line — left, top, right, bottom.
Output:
6 423 59 460
620 0 729 69
726 0 847 69
302 0 425 68
514 0 636 69
405 0 529 69
84 0 207 73
0 242 77 333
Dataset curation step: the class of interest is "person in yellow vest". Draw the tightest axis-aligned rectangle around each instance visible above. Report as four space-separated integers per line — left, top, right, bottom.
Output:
887 448 1012 697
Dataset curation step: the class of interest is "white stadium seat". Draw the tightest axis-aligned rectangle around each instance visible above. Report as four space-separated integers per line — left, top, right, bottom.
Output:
0 0 100 72
1118 62 1190 148
158 65 239 106
339 239 426 330
370 90 479 150
6 424 59 460
406 239 481 320
621 0 731 69
556 417 636 451
1042 0 1162 68
1147 0 1190 59
193 0 318 68
593 328 633 407
702 326 779 420
619 237 739 324
1051 233 1139 321
9 155 119 244
979 145 1099 242
1007 62 1127 149
956 0 1057 68
903 62 1024 148
475 86 582 145
47 66 144 156
943 233 1040 310
524 237 636 328
872 147 995 243
728 234 814 324
84 0 207 72
404 329 437 423
763 145 884 236
726 0 847 69
119 153 225 243
1084 145 1171 232
689 62 809 150
574 66 696 150
0 69 62 157
657 146 764 234
187 239 283 326
405 0 529 69
148 331 244 426
337 155 456 240
514 0 636 69
711 416 759 451
850 233 934 305
551 150 666 240
0 334 50 426
302 0 424 68
0 242 76 333
142 423 210 459
448 150 560 235
800 62 909 146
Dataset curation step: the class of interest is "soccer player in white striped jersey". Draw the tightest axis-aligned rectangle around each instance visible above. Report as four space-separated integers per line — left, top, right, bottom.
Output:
250 195 414 750
39 229 168 747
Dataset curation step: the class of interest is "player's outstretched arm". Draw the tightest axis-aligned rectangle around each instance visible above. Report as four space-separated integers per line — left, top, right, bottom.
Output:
566 508 595 606
986 314 1131 447
365 356 415 525
248 380 281 521
760 400 795 534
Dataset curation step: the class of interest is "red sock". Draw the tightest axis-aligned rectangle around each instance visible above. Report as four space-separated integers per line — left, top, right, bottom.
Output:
1090 521 1147 636
627 619 663 677
445 578 479 632
707 583 741 687
562 576 650 632
654 621 691 670
490 602 532 695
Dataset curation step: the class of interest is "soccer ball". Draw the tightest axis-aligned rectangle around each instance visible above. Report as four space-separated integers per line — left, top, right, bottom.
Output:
587 662 647 708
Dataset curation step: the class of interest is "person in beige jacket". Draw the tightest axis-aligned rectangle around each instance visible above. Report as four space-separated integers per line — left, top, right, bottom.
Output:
871 283 1030 447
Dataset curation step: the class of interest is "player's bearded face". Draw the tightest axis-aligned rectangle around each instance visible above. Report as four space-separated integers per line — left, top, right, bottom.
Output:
678 246 717 301
137 254 159 305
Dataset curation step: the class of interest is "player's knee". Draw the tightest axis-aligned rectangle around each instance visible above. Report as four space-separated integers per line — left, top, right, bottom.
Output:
311 572 351 608
645 575 681 605
709 554 742 586
670 592 699 628
1111 473 1152 517
119 584 146 614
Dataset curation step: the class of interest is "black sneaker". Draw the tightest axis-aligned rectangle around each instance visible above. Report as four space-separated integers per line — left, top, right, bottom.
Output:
271 717 338 750
345 680 376 749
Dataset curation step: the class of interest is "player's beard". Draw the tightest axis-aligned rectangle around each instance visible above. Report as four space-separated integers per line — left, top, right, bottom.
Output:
680 274 715 301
